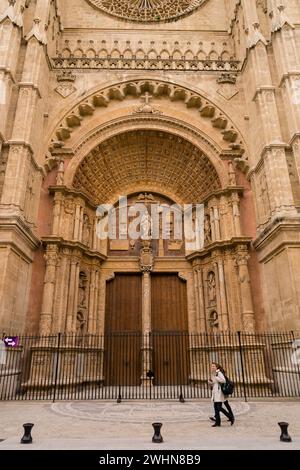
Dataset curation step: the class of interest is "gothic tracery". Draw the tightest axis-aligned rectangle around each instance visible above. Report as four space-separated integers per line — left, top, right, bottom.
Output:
87 0 206 23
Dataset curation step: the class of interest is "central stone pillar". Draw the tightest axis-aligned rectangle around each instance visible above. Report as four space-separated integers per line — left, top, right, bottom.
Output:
139 240 154 385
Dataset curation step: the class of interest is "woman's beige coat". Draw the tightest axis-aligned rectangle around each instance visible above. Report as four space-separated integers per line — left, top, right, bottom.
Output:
211 369 226 402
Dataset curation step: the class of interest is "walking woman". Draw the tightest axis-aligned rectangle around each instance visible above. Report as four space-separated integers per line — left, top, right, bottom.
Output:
208 362 235 427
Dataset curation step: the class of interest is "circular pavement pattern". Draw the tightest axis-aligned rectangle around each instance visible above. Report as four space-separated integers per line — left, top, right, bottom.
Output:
51 401 250 424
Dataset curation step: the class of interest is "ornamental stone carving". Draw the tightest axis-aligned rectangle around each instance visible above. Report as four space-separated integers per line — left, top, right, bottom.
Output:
86 0 207 23
207 271 216 305
139 240 154 272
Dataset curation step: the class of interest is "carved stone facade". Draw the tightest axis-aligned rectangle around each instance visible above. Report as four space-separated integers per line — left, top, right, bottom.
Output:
0 0 300 337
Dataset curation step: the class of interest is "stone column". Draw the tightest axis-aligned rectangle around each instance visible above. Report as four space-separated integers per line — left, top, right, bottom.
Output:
141 271 152 384
214 205 221 241
193 268 200 330
73 199 81 241
142 272 151 334
54 248 70 333
66 254 80 333
93 269 100 332
235 246 256 332
79 205 84 242
194 267 206 332
39 245 59 335
209 206 216 241
92 217 98 250
88 267 96 334
71 263 80 333
216 258 229 331
88 264 101 335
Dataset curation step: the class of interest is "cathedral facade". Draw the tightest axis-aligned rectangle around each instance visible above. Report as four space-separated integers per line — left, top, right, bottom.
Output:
0 0 300 338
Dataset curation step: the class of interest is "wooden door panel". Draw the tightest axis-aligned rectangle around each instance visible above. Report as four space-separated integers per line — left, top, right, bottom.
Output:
104 334 142 386
151 273 188 332
105 274 142 332
104 274 142 386
152 333 189 386
151 273 189 385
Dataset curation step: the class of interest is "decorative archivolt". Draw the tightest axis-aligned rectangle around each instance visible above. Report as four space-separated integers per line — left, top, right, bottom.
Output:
50 79 243 151
72 130 221 204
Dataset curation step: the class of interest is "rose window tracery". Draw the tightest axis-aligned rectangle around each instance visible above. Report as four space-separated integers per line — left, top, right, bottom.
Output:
86 0 207 23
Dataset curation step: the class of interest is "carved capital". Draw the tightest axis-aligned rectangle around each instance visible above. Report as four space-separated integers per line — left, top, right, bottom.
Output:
235 249 249 266
44 245 59 266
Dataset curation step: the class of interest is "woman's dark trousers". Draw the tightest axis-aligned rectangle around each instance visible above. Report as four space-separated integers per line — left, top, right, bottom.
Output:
214 402 231 425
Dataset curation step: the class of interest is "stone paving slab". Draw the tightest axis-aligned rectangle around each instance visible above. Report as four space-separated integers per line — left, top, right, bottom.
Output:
0 400 299 450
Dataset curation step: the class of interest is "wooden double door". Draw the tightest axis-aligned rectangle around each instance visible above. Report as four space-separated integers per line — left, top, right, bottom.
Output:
104 273 189 386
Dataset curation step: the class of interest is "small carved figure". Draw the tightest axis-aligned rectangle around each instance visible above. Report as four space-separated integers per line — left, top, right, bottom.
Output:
207 271 216 304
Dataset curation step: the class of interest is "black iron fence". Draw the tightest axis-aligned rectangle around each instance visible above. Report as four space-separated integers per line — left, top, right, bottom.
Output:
0 331 299 401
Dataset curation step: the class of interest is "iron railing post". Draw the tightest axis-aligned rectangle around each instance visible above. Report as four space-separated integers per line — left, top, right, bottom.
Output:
52 332 61 403
291 330 300 396
237 331 247 402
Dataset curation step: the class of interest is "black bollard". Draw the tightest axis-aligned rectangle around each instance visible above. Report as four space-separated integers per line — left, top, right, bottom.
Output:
117 394 122 403
152 422 163 443
278 422 292 442
21 423 34 444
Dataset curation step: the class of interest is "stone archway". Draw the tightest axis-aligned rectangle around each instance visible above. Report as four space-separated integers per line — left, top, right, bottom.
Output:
39 124 256 337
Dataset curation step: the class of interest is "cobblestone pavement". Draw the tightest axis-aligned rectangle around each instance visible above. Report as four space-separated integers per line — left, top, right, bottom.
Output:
0 400 299 450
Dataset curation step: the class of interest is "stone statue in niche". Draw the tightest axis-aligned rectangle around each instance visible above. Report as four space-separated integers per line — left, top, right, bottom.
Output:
207 271 216 305
209 310 219 329
56 160 64 185
204 215 212 245
24 171 35 220
228 161 237 186
78 272 88 307
76 311 86 334
83 213 91 246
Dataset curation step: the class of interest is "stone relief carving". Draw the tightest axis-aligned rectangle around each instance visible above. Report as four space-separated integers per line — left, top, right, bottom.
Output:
204 214 212 246
82 213 91 246
55 71 77 98
139 240 154 272
256 167 271 223
217 73 238 101
24 169 36 223
132 93 162 115
64 198 75 214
